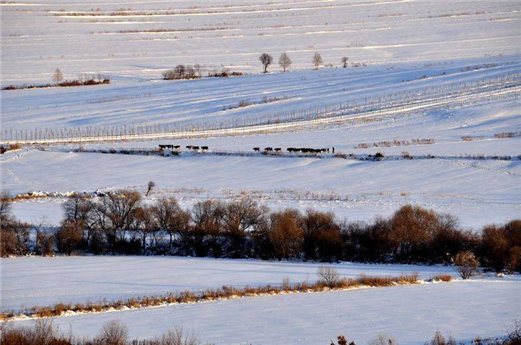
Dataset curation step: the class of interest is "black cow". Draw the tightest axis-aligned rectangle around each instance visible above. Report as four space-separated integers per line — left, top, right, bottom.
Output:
253 147 260 152
265 147 273 152
201 146 209 151
186 145 193 150
192 146 200 150
274 148 281 152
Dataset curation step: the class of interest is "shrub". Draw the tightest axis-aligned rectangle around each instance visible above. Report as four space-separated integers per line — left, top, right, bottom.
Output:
426 330 456 345
454 251 479 279
269 209 303 259
389 205 439 262
35 230 55 256
317 266 339 288
368 334 397 345
163 65 201 80
55 219 84 255
94 320 128 345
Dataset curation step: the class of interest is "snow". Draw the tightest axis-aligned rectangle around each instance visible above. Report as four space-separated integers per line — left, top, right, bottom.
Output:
2 0 520 86
1 0 521 342
3 103 520 228
0 256 458 312
9 279 521 344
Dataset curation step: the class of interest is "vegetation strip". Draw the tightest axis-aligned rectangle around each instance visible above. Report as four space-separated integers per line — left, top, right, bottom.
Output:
1 273 444 322
67 147 521 161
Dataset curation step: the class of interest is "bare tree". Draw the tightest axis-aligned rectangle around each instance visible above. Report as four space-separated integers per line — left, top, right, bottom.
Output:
312 52 323 70
153 197 191 252
368 334 397 345
94 320 128 345
454 250 479 279
259 53 273 73
158 326 200 345
56 219 84 255
146 181 156 197
341 56 349 68
0 192 12 221
279 53 292 72
269 209 303 259
194 64 202 77
317 266 339 287
52 68 63 84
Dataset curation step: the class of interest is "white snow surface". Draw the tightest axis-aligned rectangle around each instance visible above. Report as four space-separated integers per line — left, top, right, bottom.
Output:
0 256 457 312
2 0 520 86
3 99 520 228
10 279 521 344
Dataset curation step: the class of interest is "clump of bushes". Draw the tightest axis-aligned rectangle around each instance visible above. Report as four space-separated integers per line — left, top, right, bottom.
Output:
162 64 201 80
0 143 22 154
495 131 521 139
2 78 110 91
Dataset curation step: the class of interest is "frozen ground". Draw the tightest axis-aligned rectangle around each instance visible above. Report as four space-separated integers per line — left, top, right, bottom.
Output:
9 280 521 344
3 98 520 228
0 256 459 312
2 0 520 86
1 0 521 342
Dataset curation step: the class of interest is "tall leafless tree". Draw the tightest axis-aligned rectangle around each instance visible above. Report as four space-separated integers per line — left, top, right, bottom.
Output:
312 52 323 70
341 56 349 68
279 53 292 72
146 181 156 196
52 68 63 84
259 53 273 73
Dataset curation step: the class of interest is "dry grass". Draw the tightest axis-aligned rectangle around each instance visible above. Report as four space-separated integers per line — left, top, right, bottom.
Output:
1 273 429 321
431 274 453 282
354 138 435 149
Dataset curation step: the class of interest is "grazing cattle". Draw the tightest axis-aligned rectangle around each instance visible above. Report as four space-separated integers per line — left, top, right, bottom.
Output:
253 147 260 152
201 146 209 150
186 145 193 150
159 144 174 150
264 147 273 152
287 147 295 153
192 146 200 150
274 148 281 152
174 145 180 149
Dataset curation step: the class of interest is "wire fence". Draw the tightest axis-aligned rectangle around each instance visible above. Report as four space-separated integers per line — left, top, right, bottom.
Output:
2 74 520 145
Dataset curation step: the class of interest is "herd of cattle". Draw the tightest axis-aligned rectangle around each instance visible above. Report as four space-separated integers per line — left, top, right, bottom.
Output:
254 147 332 153
159 145 333 154
159 144 209 151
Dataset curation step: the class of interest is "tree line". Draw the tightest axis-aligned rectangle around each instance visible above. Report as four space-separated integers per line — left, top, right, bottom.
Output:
0 191 519 273
259 52 348 73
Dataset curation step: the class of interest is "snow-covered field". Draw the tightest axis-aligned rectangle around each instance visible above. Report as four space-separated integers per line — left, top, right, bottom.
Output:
4 98 520 228
3 256 520 343
8 277 521 344
2 0 521 343
0 256 459 312
2 0 520 86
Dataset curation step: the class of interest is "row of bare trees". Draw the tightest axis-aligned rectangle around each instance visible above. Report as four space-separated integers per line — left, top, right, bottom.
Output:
1 192 520 272
259 52 350 73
